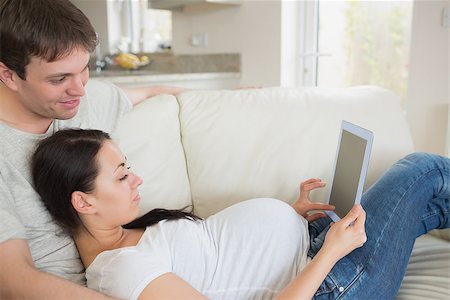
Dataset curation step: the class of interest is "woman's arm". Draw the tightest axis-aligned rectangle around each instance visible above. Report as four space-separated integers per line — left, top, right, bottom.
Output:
275 205 367 300
138 273 207 300
275 249 337 300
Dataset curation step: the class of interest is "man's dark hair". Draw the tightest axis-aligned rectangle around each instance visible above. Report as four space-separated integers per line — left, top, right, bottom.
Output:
0 0 97 80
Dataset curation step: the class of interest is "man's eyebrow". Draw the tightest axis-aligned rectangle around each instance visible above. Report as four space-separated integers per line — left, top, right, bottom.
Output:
46 62 90 78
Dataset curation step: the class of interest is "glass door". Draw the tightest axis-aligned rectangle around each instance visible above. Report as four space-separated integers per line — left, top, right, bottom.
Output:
300 0 413 105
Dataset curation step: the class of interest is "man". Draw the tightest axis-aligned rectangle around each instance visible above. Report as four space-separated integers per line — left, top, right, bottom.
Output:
0 0 183 298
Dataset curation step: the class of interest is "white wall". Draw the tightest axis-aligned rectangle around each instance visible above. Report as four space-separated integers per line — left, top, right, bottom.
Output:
172 1 282 87
406 0 449 155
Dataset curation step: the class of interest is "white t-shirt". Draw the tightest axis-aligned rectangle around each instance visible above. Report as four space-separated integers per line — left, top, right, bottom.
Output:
86 198 311 300
0 80 132 284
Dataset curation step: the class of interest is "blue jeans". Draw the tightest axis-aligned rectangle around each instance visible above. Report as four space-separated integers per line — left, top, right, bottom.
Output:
308 152 450 300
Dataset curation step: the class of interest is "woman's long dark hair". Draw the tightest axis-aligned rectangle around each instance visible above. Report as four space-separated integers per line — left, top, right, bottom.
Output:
31 128 200 236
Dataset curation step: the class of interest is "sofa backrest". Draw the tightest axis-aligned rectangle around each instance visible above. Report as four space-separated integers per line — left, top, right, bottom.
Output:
113 95 192 216
177 86 414 217
114 86 414 218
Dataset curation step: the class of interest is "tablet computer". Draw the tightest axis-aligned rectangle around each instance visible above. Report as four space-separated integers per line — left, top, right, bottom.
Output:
325 120 374 222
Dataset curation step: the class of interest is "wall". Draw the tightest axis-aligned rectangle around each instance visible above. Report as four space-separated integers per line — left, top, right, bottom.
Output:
171 1 282 87
406 0 449 155
173 0 449 155
71 0 109 55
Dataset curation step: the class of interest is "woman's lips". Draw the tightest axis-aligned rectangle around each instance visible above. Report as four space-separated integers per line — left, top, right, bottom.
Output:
132 194 141 202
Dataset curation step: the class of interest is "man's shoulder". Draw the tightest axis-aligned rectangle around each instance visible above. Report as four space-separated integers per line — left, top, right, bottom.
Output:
82 79 130 110
85 79 121 96
0 124 40 165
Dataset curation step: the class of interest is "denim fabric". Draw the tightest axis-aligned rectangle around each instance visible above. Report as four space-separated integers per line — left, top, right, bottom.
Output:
308 152 450 300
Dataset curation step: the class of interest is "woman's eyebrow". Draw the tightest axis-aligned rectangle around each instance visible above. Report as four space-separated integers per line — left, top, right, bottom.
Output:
114 162 125 173
113 157 128 173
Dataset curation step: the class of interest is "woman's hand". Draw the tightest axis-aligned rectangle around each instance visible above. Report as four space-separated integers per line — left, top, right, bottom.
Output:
292 178 335 222
321 205 367 263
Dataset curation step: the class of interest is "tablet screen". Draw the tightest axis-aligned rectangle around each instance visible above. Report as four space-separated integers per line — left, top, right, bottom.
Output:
328 130 368 219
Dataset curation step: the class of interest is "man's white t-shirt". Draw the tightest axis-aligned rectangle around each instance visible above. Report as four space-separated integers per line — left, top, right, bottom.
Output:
0 80 132 284
86 198 311 300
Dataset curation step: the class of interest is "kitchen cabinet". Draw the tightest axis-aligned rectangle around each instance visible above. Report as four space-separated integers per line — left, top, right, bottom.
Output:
149 0 242 10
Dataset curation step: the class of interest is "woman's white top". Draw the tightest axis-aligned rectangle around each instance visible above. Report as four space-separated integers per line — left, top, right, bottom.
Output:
86 198 310 300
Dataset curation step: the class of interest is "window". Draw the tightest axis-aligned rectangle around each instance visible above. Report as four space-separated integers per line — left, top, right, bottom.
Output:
300 0 413 105
114 0 172 53
140 8 172 52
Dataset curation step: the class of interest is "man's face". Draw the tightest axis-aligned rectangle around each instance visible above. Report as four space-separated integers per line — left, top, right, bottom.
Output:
13 48 91 121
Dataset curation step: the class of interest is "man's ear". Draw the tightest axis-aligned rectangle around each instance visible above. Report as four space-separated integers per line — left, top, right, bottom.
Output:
71 191 97 215
0 61 19 91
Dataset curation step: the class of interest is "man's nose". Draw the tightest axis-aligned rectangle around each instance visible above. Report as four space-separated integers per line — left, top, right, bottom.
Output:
67 76 86 97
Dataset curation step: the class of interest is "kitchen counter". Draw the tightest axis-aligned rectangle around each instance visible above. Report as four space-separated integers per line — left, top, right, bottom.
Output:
89 53 241 89
90 70 241 89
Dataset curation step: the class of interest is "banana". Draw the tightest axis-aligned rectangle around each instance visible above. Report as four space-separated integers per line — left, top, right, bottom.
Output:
114 53 150 70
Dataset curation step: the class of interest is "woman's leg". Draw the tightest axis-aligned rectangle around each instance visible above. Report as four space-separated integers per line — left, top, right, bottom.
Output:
313 152 450 299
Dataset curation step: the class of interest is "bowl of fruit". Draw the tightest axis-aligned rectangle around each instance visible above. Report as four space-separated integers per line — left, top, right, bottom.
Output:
114 53 150 70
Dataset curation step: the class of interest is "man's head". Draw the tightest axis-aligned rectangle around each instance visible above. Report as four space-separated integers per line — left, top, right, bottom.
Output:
0 0 99 127
0 0 97 80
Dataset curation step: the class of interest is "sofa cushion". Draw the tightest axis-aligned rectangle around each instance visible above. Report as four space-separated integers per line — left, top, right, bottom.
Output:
112 95 192 215
177 86 414 217
430 229 450 242
397 234 450 299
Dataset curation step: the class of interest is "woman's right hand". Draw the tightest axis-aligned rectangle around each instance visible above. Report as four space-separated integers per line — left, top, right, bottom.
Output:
320 204 367 263
275 205 366 300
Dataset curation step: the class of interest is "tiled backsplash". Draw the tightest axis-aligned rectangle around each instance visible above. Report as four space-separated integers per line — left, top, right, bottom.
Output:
91 53 240 74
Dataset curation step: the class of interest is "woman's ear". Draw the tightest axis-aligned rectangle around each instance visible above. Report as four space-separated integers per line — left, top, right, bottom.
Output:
0 62 19 91
71 191 97 215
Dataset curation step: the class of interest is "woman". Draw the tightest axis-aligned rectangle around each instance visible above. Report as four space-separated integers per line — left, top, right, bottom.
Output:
31 129 449 300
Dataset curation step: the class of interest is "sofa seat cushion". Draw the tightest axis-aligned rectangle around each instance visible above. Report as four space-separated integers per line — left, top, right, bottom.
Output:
113 95 192 216
397 234 450 299
430 228 450 242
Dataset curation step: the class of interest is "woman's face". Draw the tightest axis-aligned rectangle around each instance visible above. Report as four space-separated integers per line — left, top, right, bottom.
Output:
88 140 143 227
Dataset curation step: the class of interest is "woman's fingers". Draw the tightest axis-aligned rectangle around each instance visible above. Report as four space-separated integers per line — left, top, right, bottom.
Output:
353 205 366 226
306 212 328 222
341 204 363 227
301 178 321 185
339 205 367 246
308 202 335 212
300 179 326 192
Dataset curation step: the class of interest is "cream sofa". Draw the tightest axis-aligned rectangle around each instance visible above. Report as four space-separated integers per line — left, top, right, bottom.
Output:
112 85 450 299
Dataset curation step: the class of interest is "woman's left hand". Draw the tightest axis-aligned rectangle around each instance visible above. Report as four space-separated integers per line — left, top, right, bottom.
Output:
292 178 335 222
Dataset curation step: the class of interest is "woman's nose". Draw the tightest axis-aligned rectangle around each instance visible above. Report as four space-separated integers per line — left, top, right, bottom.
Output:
130 172 143 188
